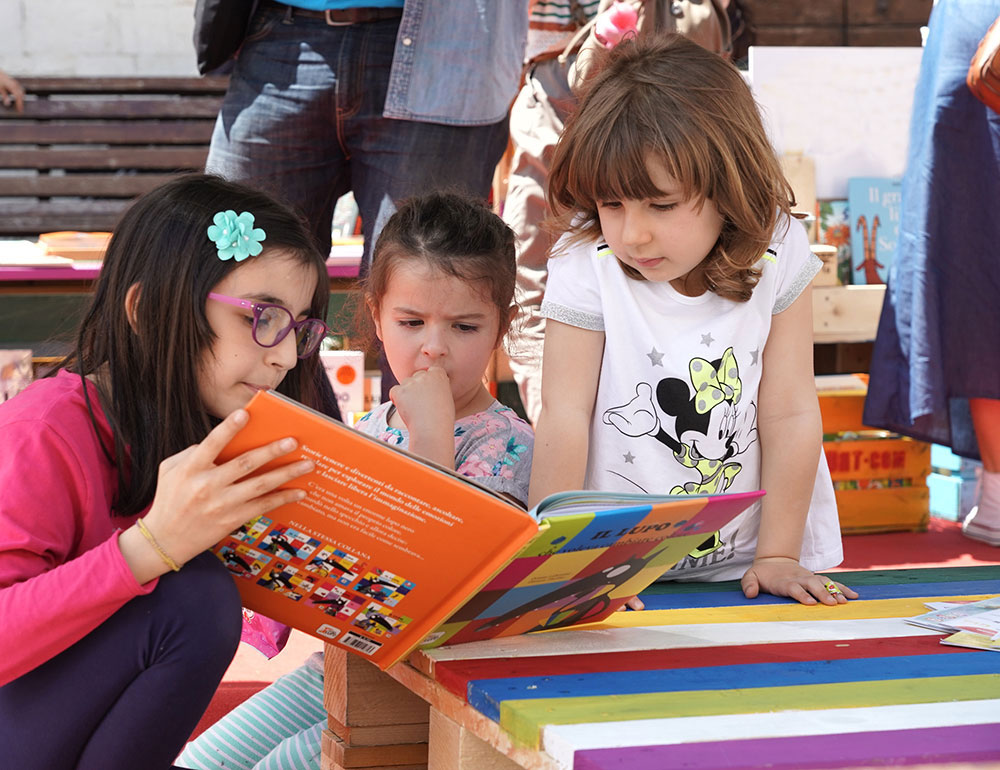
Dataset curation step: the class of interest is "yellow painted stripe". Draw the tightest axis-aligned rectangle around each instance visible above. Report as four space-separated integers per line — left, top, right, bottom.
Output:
572 595 995 629
500 674 1000 748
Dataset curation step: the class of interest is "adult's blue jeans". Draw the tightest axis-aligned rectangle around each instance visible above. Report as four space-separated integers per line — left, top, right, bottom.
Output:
207 5 510 271
208 6 510 397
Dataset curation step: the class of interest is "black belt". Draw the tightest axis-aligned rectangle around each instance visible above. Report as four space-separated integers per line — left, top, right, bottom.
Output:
263 0 403 25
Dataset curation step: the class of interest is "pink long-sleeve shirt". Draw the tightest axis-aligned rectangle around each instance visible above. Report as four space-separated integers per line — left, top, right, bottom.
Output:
0 370 157 686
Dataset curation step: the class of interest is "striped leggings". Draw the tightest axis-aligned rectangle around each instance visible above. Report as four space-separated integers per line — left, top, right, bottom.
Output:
177 653 326 770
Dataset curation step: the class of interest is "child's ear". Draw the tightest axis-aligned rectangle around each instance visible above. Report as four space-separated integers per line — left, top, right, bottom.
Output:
367 296 383 341
124 283 142 331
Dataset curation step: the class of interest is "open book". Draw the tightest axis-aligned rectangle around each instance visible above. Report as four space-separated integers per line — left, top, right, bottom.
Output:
905 596 1000 652
213 390 764 670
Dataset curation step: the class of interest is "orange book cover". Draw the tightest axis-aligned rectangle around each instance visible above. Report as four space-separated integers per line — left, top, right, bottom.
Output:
214 391 763 670
214 390 538 670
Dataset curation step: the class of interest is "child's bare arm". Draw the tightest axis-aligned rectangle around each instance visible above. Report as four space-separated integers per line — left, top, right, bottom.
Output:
528 321 604 508
750 290 857 605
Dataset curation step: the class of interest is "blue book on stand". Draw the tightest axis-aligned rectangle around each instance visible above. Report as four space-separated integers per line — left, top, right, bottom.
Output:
847 177 902 285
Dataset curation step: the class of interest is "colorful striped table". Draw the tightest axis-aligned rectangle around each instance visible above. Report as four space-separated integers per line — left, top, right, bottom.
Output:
379 566 1000 770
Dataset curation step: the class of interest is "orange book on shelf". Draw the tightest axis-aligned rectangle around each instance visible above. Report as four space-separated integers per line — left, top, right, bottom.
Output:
38 231 112 260
215 391 763 669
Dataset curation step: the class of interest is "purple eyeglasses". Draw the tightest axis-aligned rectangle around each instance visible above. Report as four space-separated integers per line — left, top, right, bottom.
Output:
208 292 329 358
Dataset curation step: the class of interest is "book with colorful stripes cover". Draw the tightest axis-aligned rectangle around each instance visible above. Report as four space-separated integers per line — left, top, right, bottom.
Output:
213 390 763 670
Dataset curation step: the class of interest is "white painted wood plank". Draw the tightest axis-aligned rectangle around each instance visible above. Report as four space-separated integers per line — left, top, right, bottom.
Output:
420 618 940 663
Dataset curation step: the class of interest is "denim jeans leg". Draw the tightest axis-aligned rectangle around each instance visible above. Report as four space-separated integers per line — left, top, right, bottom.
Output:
329 20 508 398
331 20 510 272
206 7 353 253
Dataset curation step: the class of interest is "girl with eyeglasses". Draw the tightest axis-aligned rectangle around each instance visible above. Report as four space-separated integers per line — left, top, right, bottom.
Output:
0 173 340 769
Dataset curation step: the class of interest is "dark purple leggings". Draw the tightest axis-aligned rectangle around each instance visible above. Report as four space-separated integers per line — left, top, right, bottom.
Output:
0 552 242 770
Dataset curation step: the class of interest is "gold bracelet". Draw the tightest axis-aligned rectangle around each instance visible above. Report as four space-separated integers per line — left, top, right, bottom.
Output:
135 518 180 572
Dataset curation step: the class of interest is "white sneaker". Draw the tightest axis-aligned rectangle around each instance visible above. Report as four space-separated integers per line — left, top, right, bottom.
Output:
962 506 1000 547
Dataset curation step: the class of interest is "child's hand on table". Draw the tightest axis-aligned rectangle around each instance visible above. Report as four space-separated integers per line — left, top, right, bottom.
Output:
742 556 859 605
620 595 645 611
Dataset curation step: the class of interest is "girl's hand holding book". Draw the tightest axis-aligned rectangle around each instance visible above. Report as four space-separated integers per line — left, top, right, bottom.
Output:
119 408 314 583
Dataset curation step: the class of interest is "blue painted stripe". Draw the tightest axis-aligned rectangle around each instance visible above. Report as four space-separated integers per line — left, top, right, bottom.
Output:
467 654 1000 722
638 579 1000 609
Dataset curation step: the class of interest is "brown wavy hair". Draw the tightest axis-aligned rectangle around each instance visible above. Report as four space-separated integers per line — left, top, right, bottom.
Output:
547 33 795 301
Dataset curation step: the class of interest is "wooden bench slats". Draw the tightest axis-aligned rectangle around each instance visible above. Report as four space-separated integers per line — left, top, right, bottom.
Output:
1 77 226 237
0 175 179 198
0 200 131 234
1 99 223 121
0 147 210 170
0 122 216 145
18 77 229 95
846 0 934 25
0 215 125 234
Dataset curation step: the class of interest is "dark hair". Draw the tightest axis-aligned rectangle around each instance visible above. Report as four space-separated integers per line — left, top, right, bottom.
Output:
360 191 516 347
547 33 795 301
60 174 335 517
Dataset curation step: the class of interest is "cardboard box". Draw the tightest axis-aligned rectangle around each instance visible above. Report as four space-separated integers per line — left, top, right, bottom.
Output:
826 434 930 483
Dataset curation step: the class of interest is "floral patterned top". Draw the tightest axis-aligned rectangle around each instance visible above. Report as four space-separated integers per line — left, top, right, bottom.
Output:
355 399 534 508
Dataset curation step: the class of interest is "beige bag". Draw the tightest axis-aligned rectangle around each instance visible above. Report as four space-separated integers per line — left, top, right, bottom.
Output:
562 0 732 90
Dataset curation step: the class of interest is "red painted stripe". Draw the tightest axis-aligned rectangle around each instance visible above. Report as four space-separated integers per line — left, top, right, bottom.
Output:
432 636 970 699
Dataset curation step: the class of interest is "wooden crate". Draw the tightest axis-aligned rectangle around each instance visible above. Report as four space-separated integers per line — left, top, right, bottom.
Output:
833 486 929 534
816 373 870 433
812 285 885 344
321 645 429 770
824 434 930 533
810 244 839 286
825 434 929 482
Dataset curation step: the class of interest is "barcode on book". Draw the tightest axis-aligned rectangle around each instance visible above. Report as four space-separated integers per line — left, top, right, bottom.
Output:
340 631 382 655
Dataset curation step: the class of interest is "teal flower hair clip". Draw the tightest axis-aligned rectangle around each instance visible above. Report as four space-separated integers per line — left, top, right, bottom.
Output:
207 210 267 262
